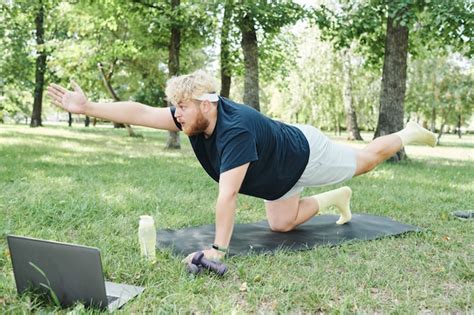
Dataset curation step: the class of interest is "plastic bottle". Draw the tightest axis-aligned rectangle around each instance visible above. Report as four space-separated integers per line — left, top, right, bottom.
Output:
138 215 156 261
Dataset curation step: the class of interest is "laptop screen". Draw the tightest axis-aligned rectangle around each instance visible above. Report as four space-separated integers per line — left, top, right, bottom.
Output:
7 235 109 309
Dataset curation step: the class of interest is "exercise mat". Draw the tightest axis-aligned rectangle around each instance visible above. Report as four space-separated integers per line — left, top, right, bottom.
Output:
451 210 474 219
156 213 422 256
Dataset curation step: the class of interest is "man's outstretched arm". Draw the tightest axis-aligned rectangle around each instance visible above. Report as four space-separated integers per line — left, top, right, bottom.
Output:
47 81 180 131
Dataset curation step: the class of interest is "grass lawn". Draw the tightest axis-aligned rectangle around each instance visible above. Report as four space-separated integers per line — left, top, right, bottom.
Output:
1 124 473 313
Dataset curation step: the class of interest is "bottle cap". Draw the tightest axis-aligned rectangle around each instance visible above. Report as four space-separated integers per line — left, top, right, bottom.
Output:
140 215 154 222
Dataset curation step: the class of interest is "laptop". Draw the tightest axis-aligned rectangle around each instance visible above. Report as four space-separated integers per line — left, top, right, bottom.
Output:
7 235 145 311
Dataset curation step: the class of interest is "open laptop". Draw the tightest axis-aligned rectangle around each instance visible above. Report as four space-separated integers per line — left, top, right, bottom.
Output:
7 235 145 311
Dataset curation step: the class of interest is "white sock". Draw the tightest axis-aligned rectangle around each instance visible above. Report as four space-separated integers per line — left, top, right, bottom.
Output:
395 121 436 147
312 186 352 225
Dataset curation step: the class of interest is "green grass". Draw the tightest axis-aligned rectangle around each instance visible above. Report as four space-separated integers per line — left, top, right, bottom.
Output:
1 124 473 313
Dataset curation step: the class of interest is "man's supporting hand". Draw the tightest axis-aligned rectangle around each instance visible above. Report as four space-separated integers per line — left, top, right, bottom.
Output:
183 248 224 265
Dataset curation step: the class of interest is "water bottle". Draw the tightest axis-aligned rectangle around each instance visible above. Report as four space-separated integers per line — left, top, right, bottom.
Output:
138 215 156 261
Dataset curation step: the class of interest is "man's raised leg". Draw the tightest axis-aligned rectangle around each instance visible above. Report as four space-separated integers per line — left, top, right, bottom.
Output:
355 121 436 175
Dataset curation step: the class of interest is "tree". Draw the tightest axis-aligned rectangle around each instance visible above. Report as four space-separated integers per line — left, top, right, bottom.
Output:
314 0 473 161
30 0 47 127
232 1 306 111
266 29 347 132
220 0 234 98
342 48 363 140
97 62 136 136
239 10 260 110
48 1 213 139
373 6 408 161
129 0 217 148
0 0 60 126
166 0 181 149
405 52 473 142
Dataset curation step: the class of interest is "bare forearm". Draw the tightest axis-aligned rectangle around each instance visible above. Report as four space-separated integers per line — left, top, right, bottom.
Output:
85 101 154 127
214 194 237 248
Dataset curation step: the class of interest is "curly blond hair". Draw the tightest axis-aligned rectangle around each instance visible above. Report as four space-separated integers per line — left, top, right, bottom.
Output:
165 70 219 106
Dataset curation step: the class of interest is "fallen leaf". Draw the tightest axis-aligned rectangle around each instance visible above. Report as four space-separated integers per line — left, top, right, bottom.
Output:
239 282 248 292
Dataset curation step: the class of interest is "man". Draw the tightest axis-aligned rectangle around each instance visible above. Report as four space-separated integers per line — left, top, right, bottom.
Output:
47 70 436 262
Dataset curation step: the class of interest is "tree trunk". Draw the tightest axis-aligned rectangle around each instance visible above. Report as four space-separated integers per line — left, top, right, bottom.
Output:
457 113 462 138
68 112 72 127
430 106 436 133
97 62 136 136
437 122 446 143
437 106 453 143
240 13 260 111
342 50 363 141
0 90 3 123
85 116 90 127
373 12 409 162
30 1 46 128
166 0 181 149
220 0 233 98
430 73 438 133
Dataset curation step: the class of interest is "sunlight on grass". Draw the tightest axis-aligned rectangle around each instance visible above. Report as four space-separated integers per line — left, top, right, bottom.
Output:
365 168 396 180
1 125 473 313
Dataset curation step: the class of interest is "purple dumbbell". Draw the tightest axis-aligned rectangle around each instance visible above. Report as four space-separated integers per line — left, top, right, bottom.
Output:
186 262 203 274
191 251 228 276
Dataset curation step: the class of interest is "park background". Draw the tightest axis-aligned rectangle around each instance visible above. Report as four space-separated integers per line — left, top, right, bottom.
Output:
1 0 473 313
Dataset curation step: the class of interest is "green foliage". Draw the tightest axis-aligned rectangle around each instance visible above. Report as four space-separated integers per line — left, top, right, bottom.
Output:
414 0 473 57
222 0 308 83
406 51 473 132
0 0 68 119
46 1 216 108
258 31 299 83
0 2 34 90
233 0 306 33
0 0 471 132
312 0 473 68
264 27 380 132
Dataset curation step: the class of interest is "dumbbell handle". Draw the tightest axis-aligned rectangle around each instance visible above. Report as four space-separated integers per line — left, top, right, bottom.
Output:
191 251 228 276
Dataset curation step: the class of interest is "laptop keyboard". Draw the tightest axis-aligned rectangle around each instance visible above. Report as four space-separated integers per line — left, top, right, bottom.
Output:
107 295 119 304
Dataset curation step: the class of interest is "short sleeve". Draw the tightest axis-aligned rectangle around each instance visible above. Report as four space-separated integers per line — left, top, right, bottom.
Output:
220 131 258 173
169 107 182 130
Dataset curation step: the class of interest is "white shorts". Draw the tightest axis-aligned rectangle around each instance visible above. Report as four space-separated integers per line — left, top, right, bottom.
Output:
268 125 357 202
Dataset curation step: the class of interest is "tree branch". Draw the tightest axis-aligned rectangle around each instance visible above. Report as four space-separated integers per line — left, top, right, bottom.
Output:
130 0 165 12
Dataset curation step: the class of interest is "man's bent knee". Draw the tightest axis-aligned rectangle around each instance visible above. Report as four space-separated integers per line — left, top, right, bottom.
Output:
265 194 300 232
268 219 295 232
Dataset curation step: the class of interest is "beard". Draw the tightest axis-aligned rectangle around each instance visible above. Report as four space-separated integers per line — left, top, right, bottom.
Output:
182 111 210 136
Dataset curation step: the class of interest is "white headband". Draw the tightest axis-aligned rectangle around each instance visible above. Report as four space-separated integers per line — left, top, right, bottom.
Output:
195 93 219 102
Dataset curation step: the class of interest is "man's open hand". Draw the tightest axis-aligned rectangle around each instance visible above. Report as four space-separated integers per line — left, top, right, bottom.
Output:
46 81 88 115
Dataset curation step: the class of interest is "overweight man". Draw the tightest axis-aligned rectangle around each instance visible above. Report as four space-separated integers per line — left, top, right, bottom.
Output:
47 70 436 262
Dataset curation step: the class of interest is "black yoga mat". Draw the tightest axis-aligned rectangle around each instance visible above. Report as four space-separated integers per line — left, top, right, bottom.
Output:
451 210 474 219
156 213 422 256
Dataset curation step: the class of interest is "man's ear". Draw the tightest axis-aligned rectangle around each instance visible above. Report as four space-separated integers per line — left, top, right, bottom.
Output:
200 100 212 113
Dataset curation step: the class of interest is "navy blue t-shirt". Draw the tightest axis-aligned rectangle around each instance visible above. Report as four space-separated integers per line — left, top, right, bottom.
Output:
170 97 310 200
